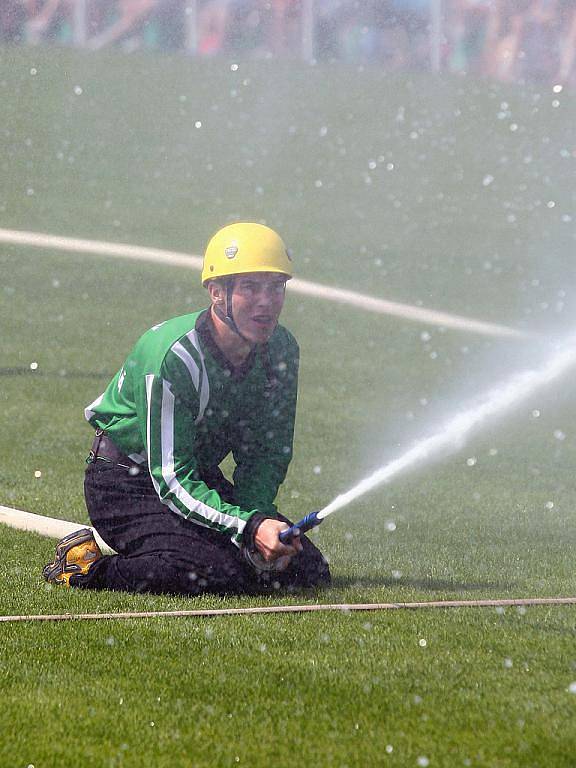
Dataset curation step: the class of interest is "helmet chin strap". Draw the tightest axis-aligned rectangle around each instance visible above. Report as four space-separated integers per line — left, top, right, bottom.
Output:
213 278 255 346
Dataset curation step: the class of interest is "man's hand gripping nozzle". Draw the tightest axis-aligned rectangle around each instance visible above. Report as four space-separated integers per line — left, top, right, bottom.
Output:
243 511 323 574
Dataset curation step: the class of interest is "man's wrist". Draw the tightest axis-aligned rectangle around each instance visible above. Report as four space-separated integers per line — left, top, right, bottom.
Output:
243 513 273 551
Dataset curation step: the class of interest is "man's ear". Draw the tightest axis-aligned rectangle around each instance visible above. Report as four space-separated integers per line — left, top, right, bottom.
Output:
207 280 225 305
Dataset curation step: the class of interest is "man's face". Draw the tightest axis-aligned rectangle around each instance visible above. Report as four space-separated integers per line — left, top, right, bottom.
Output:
231 272 287 344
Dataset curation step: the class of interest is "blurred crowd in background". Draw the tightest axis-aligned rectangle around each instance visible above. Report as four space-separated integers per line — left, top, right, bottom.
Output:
1 1 575 86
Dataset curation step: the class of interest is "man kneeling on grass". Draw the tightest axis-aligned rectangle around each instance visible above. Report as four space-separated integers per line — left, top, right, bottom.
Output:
43 223 330 594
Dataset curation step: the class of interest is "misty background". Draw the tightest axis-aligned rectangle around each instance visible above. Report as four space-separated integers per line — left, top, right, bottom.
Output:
2 0 576 511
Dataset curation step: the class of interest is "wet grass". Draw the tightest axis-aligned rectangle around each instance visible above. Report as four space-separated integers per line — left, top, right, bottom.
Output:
1 46 576 767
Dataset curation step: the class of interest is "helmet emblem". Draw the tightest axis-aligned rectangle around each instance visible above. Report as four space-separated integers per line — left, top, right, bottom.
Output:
225 244 238 259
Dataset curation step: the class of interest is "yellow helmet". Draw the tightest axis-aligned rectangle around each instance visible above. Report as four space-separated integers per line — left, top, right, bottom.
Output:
202 222 293 285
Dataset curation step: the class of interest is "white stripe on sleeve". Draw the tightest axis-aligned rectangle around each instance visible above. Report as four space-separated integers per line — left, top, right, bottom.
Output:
160 378 245 542
145 374 192 520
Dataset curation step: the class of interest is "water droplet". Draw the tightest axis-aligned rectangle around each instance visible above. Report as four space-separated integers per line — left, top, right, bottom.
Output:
503 657 513 668
385 521 397 532
417 757 430 767
545 501 554 510
482 174 494 186
34 470 42 478
74 85 83 95
30 68 37 76
313 465 322 475
553 84 563 93
419 638 427 647
553 430 566 441
568 681 576 694
531 409 540 418
230 63 239 71
466 457 477 467
385 745 394 754
195 121 202 128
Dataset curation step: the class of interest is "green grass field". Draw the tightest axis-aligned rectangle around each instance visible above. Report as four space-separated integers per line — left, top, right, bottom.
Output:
2 45 576 767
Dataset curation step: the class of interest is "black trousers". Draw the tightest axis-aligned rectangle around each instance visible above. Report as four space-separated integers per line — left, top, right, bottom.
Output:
77 461 330 596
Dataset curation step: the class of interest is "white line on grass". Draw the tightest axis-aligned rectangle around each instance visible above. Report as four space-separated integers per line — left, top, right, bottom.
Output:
0 227 525 338
1 597 575 622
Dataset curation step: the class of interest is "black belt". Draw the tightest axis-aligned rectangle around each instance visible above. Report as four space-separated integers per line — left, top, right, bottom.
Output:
88 430 143 471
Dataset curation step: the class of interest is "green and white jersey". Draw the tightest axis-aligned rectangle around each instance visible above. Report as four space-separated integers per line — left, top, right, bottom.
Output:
85 310 299 546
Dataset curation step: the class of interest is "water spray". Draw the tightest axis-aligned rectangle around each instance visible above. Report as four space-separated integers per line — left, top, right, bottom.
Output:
280 335 576 544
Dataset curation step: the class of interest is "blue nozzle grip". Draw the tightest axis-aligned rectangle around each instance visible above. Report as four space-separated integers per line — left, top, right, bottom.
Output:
279 510 322 544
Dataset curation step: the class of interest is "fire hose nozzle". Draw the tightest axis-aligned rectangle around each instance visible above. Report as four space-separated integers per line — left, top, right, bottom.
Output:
279 510 323 544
